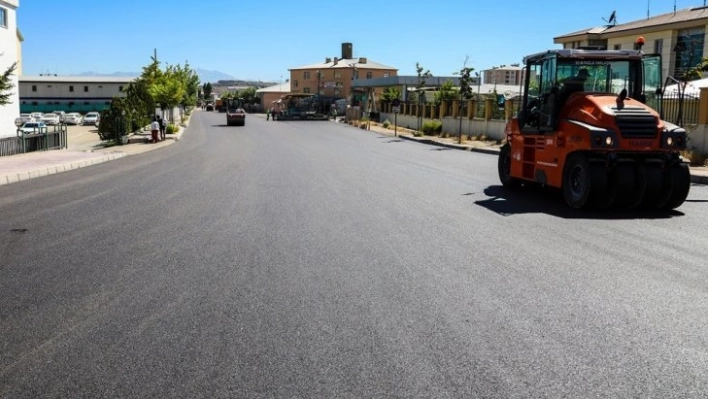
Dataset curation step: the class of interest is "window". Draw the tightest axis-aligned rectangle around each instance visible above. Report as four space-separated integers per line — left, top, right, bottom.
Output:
303 87 310 93
84 86 89 92
614 44 621 50
383 73 390 78
654 39 663 54
32 85 37 92
119 85 123 91
334 71 341 78
304 71 310 79
294 80 298 88
366 71 373 79
69 85 74 92
334 89 340 95
674 28 704 77
0 7 7 28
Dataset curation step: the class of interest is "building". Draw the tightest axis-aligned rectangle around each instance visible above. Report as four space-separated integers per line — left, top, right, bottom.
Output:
554 5 708 80
256 82 291 111
18 75 134 114
289 43 398 104
0 0 20 138
483 66 525 86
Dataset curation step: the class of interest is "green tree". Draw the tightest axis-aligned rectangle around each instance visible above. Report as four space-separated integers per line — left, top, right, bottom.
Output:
238 87 258 105
174 62 199 108
433 80 457 106
203 82 213 99
149 65 186 121
0 62 17 106
379 86 401 103
457 58 475 102
415 62 433 132
453 57 476 142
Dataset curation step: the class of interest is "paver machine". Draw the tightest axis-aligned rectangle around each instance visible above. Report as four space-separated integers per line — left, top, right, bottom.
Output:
498 37 690 210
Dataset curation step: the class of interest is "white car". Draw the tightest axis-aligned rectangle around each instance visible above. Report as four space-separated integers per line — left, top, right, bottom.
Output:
18 113 33 123
64 112 83 125
82 112 100 125
19 121 48 134
30 112 43 121
52 111 67 123
41 113 61 125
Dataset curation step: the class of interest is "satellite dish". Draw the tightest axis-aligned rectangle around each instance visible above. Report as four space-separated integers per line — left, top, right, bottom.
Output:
603 10 617 26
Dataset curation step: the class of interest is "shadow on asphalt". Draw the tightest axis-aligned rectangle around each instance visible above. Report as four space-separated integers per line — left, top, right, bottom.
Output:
474 185 684 219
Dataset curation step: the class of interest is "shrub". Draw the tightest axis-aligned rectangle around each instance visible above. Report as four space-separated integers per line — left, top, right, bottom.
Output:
382 119 391 128
422 120 442 135
682 149 708 166
166 124 179 134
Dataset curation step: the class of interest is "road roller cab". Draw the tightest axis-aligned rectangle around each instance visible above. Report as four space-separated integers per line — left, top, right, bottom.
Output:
498 38 691 210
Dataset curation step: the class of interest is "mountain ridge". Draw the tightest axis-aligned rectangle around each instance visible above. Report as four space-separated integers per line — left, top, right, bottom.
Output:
75 68 247 84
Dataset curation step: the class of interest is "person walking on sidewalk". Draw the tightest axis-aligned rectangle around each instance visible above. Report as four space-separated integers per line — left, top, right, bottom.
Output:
150 117 160 143
158 116 167 141
266 108 270 121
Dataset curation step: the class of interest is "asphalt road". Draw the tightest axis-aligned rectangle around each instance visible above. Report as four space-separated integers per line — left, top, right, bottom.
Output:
1 111 707 398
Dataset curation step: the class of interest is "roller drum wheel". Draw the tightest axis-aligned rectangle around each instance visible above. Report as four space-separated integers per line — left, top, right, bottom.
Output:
663 163 691 210
613 163 646 209
498 144 520 188
588 163 616 209
640 163 665 209
563 153 591 209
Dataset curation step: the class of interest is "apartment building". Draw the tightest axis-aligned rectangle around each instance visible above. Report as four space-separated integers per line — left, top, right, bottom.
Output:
0 0 20 137
288 43 398 104
483 66 525 86
554 5 708 80
18 75 133 113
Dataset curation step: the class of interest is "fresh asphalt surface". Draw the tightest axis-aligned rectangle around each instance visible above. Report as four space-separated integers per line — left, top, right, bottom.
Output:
1 111 707 398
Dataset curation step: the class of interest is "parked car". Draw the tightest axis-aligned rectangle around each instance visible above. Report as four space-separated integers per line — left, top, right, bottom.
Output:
30 112 43 121
18 113 33 123
82 112 100 125
19 121 48 134
41 113 61 125
64 112 83 125
52 111 67 123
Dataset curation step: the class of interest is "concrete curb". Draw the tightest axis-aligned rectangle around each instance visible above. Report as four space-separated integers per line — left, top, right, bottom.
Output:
691 174 708 185
0 152 126 186
398 135 501 155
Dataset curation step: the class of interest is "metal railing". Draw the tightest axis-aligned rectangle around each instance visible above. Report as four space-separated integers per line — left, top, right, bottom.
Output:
0 124 68 157
659 77 700 127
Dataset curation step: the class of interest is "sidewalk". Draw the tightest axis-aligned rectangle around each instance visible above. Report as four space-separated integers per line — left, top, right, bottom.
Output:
355 119 708 185
0 117 187 186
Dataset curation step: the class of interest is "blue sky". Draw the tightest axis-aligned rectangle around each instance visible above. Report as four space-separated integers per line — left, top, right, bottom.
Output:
17 0 696 82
